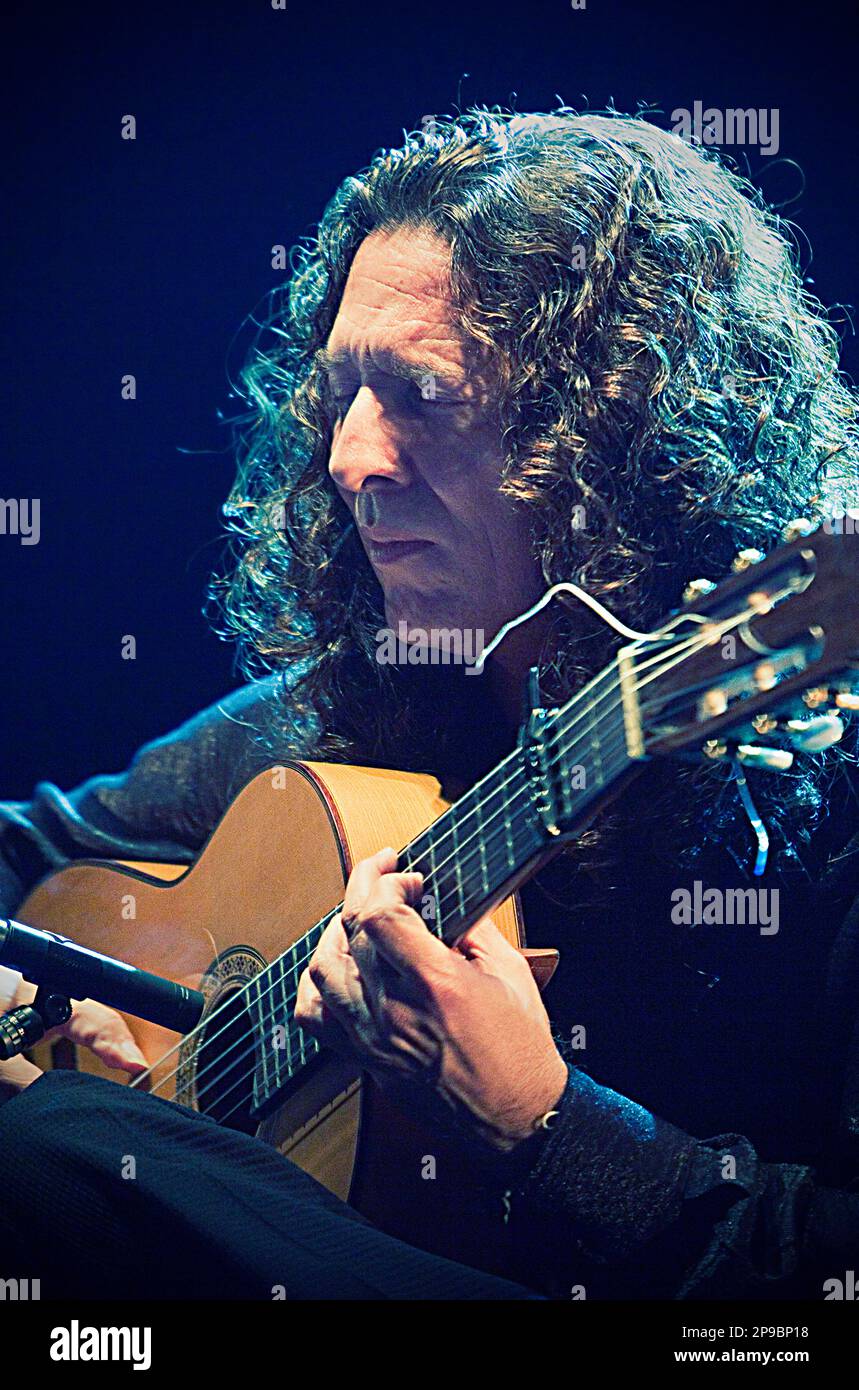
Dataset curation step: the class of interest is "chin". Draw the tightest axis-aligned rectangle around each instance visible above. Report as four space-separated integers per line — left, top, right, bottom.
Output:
381 578 487 640
384 601 472 636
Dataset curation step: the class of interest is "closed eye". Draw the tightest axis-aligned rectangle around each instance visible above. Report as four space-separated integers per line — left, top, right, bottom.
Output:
329 379 469 413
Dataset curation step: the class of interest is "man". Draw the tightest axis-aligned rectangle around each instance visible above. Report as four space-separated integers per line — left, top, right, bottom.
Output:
1 108 858 1299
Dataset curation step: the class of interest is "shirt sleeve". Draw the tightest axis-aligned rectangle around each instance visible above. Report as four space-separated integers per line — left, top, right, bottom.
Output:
513 847 859 1300
512 1053 857 1298
0 677 282 920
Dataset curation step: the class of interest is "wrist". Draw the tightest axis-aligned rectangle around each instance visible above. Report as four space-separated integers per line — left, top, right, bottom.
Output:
496 1048 570 1152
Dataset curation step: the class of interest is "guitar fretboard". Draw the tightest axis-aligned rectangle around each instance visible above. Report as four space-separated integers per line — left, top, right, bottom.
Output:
248 659 630 1117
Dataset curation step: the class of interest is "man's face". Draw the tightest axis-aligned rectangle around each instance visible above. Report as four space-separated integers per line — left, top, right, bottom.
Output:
323 226 544 646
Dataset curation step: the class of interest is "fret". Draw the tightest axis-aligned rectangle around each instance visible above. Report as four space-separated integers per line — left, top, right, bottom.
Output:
500 767 517 870
278 953 293 1079
450 813 466 919
474 785 489 897
266 969 282 1093
424 835 443 939
295 924 327 1071
249 972 271 1096
587 685 605 790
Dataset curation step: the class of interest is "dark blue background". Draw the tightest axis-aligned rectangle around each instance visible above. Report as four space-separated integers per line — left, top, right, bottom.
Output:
2 0 856 796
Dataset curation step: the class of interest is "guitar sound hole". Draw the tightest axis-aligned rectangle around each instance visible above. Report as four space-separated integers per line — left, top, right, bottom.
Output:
193 984 258 1135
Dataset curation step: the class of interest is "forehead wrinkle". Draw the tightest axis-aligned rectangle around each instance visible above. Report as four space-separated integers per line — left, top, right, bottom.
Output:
324 232 476 386
321 323 468 387
345 269 452 311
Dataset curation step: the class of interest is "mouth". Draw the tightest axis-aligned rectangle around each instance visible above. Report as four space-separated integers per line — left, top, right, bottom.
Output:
364 536 435 565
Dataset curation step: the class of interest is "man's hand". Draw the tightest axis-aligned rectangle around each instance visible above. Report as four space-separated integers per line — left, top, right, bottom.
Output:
295 847 568 1152
0 966 148 1101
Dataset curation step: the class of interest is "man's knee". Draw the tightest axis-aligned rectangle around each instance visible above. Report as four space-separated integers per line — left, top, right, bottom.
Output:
0 1069 130 1166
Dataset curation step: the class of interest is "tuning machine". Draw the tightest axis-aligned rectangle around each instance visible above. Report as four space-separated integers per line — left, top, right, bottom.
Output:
801 685 859 713
739 710 845 759
731 548 766 574
682 577 717 604
701 739 794 770
835 691 859 711
782 714 845 752
736 745 795 771
781 517 816 542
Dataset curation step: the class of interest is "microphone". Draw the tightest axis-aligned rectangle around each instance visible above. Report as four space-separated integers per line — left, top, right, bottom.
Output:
0 918 205 1050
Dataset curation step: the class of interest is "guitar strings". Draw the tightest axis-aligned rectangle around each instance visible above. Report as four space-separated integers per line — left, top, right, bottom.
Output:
137 608 755 1111
150 677 635 1110
132 655 623 1090
152 651 732 1115
189 618 723 1123
140 637 656 1103
134 603 763 1113
200 602 806 1125
195 619 776 1128
152 611 760 1122
196 737 637 1127
193 595 789 1119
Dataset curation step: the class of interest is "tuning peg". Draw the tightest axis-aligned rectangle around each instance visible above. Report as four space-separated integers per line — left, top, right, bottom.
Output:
753 662 778 692
781 517 816 542
702 739 729 759
701 688 729 716
802 687 830 709
731 548 766 573
784 715 845 751
835 691 859 711
683 577 717 604
752 713 778 734
737 745 794 771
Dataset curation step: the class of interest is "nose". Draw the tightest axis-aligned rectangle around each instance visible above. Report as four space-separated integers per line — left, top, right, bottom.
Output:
327 387 413 499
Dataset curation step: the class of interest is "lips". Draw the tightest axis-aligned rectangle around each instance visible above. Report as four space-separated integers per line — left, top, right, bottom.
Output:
365 536 434 565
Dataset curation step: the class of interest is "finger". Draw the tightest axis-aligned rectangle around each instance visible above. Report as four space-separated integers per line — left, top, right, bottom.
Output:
341 846 400 932
348 914 422 1026
56 1000 148 1074
305 914 375 1032
0 966 24 1012
296 916 350 1018
353 871 454 983
294 964 356 1055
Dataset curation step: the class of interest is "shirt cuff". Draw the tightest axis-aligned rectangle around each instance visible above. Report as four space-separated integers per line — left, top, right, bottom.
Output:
516 1062 698 1261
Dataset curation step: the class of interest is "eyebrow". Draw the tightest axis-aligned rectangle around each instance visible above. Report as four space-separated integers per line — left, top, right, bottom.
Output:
315 345 461 392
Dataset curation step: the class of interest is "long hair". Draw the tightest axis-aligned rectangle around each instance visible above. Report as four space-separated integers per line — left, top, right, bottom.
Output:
211 106 859 885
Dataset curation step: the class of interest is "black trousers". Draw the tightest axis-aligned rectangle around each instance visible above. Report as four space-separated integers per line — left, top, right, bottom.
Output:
0 1070 540 1300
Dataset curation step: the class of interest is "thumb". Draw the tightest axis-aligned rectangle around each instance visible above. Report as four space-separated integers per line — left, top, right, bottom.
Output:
453 914 519 964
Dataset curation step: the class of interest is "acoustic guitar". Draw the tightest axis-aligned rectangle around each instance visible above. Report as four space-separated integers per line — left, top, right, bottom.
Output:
19 521 859 1275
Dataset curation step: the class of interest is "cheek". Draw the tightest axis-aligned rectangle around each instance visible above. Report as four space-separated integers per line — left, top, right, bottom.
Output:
432 470 515 549
420 424 505 500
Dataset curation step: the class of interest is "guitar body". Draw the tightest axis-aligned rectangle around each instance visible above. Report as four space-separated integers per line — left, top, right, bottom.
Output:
20 759 534 1275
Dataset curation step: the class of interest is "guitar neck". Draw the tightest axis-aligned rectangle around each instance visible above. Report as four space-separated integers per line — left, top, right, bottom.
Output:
249 658 633 1117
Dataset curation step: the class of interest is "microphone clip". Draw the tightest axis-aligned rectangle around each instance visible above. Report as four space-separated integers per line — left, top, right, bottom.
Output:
0 985 72 1061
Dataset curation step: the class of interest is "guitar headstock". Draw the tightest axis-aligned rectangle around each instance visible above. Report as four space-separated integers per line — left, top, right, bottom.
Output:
626 519 859 770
